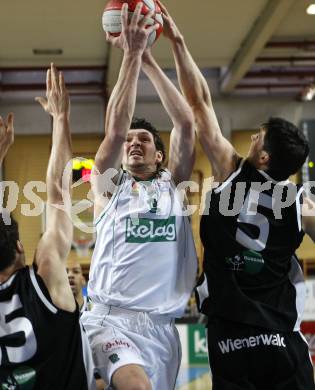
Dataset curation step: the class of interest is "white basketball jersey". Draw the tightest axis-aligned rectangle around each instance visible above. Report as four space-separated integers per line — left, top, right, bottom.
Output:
88 169 197 317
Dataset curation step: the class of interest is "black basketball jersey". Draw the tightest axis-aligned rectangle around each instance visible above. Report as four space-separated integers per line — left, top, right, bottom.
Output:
197 159 306 331
0 266 95 389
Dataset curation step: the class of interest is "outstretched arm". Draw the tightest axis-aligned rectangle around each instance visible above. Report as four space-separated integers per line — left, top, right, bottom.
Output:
35 64 75 311
159 2 238 181
142 49 195 183
93 4 158 173
0 113 14 165
91 3 159 216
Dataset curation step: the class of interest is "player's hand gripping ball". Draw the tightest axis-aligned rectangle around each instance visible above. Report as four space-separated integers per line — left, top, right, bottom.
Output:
102 0 163 47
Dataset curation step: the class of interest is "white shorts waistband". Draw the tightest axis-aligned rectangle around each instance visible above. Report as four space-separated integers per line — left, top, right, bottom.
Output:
92 303 174 326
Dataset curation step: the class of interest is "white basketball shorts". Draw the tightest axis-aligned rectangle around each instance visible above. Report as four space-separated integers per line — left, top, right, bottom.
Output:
81 304 181 390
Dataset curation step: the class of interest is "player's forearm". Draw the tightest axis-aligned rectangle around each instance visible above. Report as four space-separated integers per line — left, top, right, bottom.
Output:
105 52 142 140
171 36 225 147
0 142 9 165
171 36 212 109
0 145 8 166
0 113 14 166
142 55 193 130
46 115 72 203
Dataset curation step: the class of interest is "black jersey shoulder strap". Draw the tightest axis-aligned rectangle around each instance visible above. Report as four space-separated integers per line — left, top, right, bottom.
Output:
28 266 58 314
214 158 245 194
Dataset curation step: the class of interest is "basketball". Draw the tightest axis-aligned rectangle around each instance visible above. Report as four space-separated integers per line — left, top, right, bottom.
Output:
102 0 163 46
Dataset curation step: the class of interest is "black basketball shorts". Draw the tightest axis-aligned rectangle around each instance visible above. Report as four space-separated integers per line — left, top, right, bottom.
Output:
206 317 315 390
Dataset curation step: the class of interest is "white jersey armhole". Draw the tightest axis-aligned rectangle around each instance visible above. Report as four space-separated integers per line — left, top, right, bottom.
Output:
94 169 125 226
196 273 210 311
288 257 306 331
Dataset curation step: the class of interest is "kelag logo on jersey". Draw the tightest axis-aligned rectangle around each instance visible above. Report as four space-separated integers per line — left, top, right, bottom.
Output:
225 250 264 274
125 217 176 243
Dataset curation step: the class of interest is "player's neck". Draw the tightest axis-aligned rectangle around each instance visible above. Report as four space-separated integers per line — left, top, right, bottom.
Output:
76 293 84 310
127 168 158 181
0 261 23 283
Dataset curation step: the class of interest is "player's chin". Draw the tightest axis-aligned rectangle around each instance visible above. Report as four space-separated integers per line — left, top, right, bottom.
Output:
70 285 77 294
127 159 145 168
128 155 144 161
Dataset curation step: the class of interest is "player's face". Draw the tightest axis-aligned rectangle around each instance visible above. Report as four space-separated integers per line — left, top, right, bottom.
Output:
247 127 268 167
66 261 85 296
123 129 163 172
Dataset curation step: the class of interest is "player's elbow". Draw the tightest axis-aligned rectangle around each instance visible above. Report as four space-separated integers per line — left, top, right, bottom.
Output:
190 100 209 116
179 116 195 139
183 111 194 128
46 182 63 202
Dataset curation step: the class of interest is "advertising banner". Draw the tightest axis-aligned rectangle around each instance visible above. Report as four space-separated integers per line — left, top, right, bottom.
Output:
188 324 208 365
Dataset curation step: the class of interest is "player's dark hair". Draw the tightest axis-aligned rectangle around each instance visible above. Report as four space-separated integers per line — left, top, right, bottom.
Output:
262 117 309 181
0 214 19 272
130 118 166 168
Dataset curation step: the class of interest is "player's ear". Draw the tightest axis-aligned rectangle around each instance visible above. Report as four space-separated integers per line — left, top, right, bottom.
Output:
156 150 163 164
16 240 24 254
259 150 270 166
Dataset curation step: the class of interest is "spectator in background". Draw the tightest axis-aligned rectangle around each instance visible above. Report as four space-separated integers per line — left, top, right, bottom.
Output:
66 258 88 313
66 259 105 389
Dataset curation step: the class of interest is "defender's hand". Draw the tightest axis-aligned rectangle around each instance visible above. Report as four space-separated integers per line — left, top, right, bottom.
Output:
157 1 182 43
35 63 70 120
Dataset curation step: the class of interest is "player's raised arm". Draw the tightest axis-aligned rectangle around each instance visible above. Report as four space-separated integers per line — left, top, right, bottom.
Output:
159 1 238 182
93 4 159 175
0 113 14 165
34 63 75 311
142 49 195 183
91 3 159 217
